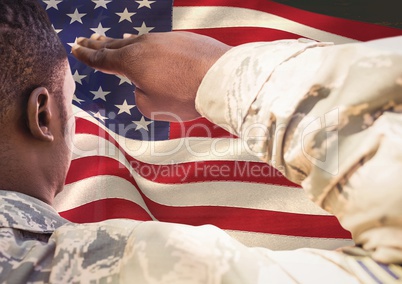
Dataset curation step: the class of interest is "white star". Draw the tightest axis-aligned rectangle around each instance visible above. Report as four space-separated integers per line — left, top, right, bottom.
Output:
116 75 132 85
133 116 152 131
90 23 111 37
136 0 155 9
92 111 108 123
134 22 154 35
73 94 85 104
116 8 136 23
67 9 86 24
72 70 86 85
43 0 62 10
92 0 112 9
67 37 78 48
67 38 78 53
52 25 62 34
91 87 111 101
116 100 135 115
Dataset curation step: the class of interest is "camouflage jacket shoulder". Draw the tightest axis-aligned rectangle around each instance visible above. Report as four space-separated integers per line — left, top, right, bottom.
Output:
0 190 68 233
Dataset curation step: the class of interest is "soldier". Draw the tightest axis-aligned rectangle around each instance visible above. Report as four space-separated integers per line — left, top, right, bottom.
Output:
74 31 402 265
0 0 401 282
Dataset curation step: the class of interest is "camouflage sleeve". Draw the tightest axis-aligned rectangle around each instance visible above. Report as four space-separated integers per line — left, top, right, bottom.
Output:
195 37 402 264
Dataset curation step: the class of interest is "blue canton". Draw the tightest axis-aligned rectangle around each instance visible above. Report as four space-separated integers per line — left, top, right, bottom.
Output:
39 0 173 140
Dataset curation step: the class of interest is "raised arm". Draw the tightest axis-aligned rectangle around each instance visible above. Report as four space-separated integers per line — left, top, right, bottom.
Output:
72 32 230 121
73 33 402 264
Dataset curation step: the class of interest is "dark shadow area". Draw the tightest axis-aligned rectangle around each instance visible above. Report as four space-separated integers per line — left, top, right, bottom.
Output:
273 0 402 29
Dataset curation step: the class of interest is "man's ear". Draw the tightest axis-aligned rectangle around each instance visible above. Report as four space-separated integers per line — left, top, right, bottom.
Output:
27 87 54 142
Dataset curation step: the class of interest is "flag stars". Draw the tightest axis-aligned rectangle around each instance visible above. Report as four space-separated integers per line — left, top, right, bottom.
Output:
43 0 62 10
90 23 111 37
133 117 153 131
92 0 112 9
73 94 85 104
116 8 136 23
72 70 87 85
92 111 108 123
67 8 86 24
134 22 155 35
116 75 132 85
116 100 136 115
52 25 62 34
136 0 155 9
91 87 111 101
67 37 78 52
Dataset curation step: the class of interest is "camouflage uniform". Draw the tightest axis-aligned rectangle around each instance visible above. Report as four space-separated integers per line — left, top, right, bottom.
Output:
197 37 402 264
1 190 401 283
1 37 402 283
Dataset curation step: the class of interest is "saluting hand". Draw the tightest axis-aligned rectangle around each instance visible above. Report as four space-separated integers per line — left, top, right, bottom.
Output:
72 32 231 121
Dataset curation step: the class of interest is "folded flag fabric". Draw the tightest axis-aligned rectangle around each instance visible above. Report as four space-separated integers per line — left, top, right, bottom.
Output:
40 0 402 250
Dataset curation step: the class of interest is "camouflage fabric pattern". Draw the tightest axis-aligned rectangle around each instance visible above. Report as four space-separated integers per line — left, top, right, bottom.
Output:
2 190 401 283
197 37 402 264
1 37 402 283
0 191 128 283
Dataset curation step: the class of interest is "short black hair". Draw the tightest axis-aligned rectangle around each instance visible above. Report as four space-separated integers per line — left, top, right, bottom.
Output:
0 0 67 127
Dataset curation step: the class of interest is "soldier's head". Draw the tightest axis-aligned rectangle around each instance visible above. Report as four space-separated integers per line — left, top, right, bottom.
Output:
0 0 75 204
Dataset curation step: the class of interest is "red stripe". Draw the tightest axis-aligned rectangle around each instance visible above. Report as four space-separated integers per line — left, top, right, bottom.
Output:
151 203 351 238
129 159 295 186
76 116 232 141
66 156 129 184
59 198 153 223
60 197 351 238
71 120 296 186
68 155 296 186
66 156 350 238
169 117 234 139
75 117 120 146
174 0 402 41
177 27 302 46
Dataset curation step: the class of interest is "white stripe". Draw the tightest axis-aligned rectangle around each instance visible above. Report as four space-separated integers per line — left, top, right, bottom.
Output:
131 169 330 215
72 106 268 164
69 116 331 215
56 175 155 219
71 132 328 214
226 230 353 250
60 166 329 216
72 132 264 164
172 7 359 44
56 176 352 251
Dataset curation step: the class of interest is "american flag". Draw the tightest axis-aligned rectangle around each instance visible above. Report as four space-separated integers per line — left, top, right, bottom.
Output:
40 0 402 250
